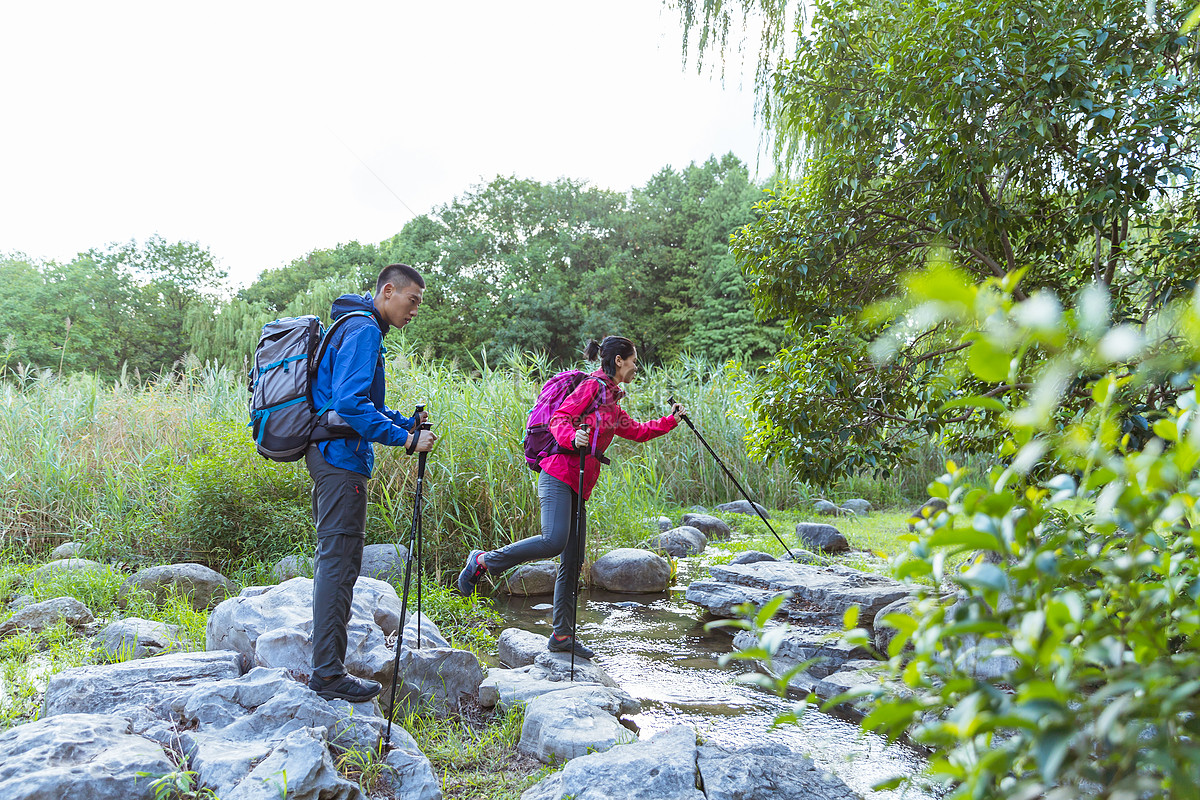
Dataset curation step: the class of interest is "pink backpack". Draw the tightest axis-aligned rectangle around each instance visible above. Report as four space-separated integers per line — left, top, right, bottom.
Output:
522 371 609 472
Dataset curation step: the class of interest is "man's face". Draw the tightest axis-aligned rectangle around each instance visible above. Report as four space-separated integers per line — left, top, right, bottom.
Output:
379 282 424 329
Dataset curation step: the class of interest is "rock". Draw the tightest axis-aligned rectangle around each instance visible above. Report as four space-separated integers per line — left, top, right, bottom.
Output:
788 549 822 564
0 596 93 638
91 618 190 661
28 558 110 583
379 746 443 800
795 522 849 554
501 561 557 596
680 513 731 540
207 577 483 715
7 594 35 611
908 497 948 530
498 628 549 668
729 550 778 566
687 505 708 514
359 542 411 584
590 549 670 593
520 724 704 800
479 658 636 714
49 542 83 560
686 561 910 627
518 685 638 763
42 650 244 733
697 741 861 800
873 596 916 655
641 516 673 533
813 499 841 516
271 554 312 582
840 498 872 516
733 627 871 679
640 526 707 557
716 500 770 518
117 563 235 611
0 713 174 800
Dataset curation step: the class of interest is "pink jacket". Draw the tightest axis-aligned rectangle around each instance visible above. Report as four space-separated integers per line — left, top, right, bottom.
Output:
541 369 678 500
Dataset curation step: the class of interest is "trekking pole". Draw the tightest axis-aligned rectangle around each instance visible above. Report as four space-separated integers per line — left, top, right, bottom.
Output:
668 396 798 561
380 408 429 755
571 424 589 683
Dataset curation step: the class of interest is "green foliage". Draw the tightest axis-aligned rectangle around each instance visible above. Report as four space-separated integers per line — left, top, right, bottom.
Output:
721 0 1200 485
139 770 220 800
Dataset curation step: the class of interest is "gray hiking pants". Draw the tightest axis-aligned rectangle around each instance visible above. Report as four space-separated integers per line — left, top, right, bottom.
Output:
306 444 367 681
485 471 586 637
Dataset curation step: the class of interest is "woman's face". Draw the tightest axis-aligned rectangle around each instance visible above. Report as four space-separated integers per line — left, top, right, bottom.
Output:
614 348 638 384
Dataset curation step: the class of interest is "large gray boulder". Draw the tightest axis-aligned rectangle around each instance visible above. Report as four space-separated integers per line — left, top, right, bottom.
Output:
715 500 770 518
521 724 705 800
498 627 549 668
359 542 411 584
680 513 731 540
501 561 557 596
591 548 670 593
91 617 190 661
207 577 482 714
840 498 873 516
873 596 916 655
641 526 707 557
697 742 861 800
518 685 638 763
0 714 174 800
687 561 910 627
271 554 313 582
117 563 235 611
795 522 849 553
0 596 93 638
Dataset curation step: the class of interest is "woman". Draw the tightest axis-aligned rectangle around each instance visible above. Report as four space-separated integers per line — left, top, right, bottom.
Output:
457 336 685 658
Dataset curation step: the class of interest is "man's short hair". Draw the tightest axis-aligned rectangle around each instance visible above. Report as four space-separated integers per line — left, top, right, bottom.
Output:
376 264 425 295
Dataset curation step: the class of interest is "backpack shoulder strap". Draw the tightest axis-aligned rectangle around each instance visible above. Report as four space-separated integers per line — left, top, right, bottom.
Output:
312 310 377 374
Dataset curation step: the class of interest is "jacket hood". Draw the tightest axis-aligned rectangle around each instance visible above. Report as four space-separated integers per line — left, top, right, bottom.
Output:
331 293 388 335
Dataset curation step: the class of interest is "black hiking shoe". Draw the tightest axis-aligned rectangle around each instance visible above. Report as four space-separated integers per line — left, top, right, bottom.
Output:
457 549 487 595
308 673 382 703
548 635 594 660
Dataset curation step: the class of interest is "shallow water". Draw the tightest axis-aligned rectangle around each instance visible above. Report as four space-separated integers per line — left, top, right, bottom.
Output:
492 573 935 800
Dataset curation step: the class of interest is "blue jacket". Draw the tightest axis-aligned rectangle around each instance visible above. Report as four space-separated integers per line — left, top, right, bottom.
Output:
312 293 418 476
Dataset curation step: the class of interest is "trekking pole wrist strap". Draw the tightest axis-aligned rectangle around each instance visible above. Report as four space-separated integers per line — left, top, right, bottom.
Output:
406 428 421 454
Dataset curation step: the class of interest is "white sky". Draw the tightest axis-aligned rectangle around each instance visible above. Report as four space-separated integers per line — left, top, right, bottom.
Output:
0 1 763 289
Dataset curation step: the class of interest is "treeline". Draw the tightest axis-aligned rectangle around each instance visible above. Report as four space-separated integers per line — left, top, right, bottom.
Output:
1 154 783 379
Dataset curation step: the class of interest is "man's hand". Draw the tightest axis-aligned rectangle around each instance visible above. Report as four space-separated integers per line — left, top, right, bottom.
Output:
411 429 437 453
415 410 429 425
671 403 688 419
573 426 590 449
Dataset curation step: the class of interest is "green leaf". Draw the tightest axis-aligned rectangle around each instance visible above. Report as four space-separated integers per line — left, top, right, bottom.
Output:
967 338 1012 383
939 395 1007 413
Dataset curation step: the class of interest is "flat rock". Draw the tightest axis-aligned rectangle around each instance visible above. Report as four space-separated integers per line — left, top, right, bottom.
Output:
687 562 910 627
501 561 558 596
733 627 871 679
117 563 235 611
591 548 670 593
91 617 189 661
0 713 174 800
680 513 731 539
697 741 861 800
521 724 705 800
795 522 849 554
518 685 638 763
716 500 770 518
0 596 93 638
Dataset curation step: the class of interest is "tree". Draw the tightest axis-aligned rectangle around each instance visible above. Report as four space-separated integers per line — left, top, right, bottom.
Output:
708 0 1200 483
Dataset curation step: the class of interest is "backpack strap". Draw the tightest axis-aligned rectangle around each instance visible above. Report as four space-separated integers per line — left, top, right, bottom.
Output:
313 310 378 417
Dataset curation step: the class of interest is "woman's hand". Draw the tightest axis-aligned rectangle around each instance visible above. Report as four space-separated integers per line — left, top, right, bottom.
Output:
573 426 590 449
671 403 688 419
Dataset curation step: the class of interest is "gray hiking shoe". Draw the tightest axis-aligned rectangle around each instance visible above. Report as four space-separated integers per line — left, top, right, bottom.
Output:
547 635 594 660
307 673 382 702
457 549 487 595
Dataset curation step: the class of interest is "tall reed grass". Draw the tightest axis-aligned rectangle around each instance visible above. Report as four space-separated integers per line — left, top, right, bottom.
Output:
0 349 928 577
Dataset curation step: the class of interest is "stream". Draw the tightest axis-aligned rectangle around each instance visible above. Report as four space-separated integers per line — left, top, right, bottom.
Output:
491 559 934 800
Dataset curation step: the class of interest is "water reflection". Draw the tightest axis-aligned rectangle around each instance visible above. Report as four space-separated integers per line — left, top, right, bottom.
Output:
493 586 935 800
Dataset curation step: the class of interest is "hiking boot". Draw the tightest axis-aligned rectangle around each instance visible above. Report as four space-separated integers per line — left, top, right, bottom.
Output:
547 634 594 660
307 673 382 702
457 549 488 595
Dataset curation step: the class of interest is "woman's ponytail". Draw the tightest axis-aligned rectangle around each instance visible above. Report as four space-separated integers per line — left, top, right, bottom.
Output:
583 340 601 361
584 336 635 377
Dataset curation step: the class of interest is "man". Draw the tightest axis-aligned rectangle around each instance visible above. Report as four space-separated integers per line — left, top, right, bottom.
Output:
306 263 437 702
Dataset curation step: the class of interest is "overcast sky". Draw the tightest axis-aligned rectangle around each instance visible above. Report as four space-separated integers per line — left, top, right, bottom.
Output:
0 1 762 288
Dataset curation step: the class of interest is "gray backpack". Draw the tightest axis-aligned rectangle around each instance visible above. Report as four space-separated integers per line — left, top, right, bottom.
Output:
248 310 373 461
